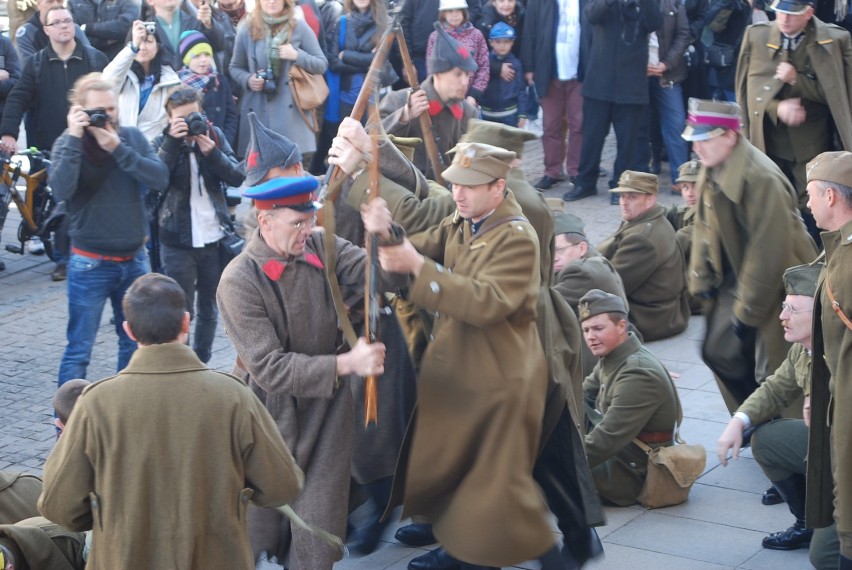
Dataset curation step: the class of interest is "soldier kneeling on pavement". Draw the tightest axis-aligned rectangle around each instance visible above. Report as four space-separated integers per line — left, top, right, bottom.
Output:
716 263 840 568
580 289 680 506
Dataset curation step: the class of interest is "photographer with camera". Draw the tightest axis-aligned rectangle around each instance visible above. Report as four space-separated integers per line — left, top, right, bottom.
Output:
152 85 245 364
52 72 168 387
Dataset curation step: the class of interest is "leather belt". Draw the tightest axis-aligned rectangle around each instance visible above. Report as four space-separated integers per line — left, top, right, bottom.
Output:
72 246 134 262
637 430 674 444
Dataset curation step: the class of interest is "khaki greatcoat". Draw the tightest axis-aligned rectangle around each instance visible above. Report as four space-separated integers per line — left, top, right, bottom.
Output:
38 343 302 570
0 516 85 570
736 18 852 161
391 192 555 567
598 204 690 341
807 220 852 538
689 137 817 389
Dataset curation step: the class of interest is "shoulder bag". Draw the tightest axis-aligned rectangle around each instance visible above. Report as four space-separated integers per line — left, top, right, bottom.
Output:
290 64 330 134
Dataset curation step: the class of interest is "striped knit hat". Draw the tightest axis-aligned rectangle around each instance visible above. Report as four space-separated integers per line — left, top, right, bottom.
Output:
179 30 213 66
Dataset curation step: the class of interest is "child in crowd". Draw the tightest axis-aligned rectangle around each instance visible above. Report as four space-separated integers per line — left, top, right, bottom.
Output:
178 30 239 148
426 0 489 108
480 22 527 128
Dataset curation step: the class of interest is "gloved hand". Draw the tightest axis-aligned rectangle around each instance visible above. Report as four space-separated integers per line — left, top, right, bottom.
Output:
732 317 756 341
256 551 285 570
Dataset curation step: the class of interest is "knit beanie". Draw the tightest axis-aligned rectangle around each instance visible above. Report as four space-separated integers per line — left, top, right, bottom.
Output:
179 30 213 66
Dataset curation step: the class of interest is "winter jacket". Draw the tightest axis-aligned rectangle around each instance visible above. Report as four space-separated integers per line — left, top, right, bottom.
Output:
68 0 139 60
103 43 181 142
0 36 22 119
476 1 525 58
480 52 528 120
322 10 378 104
401 0 483 59
0 42 108 152
655 0 691 85
152 125 245 249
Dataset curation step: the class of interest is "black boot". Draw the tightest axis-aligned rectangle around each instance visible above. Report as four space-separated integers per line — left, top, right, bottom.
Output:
538 544 569 570
840 555 852 569
408 547 462 570
459 563 500 570
347 477 393 556
396 523 437 547
762 474 813 551
761 485 783 506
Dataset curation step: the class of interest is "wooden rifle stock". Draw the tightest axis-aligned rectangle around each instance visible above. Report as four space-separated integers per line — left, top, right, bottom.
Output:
395 28 446 186
363 104 382 428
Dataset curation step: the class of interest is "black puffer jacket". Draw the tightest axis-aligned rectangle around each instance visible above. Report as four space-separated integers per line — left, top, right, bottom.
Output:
323 10 377 95
151 125 245 249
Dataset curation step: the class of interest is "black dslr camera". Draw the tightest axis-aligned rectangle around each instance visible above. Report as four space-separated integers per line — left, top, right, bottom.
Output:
143 21 156 35
256 70 278 96
84 108 108 128
184 112 208 136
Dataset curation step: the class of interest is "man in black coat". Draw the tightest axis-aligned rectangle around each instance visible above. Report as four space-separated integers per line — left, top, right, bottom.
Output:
562 0 661 203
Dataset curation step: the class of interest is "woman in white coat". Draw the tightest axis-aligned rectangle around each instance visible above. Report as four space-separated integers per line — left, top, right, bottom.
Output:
230 0 327 159
104 19 181 141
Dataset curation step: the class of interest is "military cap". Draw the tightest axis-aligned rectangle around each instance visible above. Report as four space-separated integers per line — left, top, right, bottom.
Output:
428 22 478 75
783 263 823 297
681 98 741 141
462 118 536 156
442 142 515 185
439 0 467 10
553 212 586 239
243 112 302 187
578 289 628 321
611 170 658 195
806 151 852 187
244 176 319 211
489 22 516 40
676 160 701 184
388 135 421 162
770 0 814 14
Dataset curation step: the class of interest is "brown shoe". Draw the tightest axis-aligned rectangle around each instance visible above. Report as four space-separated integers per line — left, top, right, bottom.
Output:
51 264 67 281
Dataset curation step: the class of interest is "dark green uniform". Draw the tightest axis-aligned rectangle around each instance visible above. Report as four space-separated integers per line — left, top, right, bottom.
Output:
583 332 680 506
0 472 41 525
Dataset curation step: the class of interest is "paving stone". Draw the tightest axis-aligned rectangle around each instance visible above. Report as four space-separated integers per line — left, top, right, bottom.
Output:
699 456 774 495
586 543 733 570
661 482 788 534
737 546 812 570
680 388 735 424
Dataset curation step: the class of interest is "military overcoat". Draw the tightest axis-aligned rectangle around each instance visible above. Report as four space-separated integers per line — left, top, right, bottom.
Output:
379 76 478 181
392 192 555 567
0 472 41 525
739 343 810 424
38 343 302 570
736 18 852 157
807 220 852 532
597 204 690 341
217 229 365 569
689 137 817 368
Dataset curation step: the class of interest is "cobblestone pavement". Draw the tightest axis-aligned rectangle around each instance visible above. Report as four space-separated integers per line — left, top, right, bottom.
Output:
0 130 812 569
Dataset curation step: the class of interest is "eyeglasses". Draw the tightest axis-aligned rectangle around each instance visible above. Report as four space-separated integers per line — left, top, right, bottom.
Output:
45 18 74 27
555 242 583 255
781 302 812 315
290 214 317 230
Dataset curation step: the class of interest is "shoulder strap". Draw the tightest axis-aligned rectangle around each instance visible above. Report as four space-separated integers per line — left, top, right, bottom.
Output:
826 276 852 331
469 214 527 244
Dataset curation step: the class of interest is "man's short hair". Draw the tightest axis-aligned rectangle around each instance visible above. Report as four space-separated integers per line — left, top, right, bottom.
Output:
43 5 71 25
122 274 188 345
54 379 91 425
814 179 852 209
164 85 203 113
68 73 117 107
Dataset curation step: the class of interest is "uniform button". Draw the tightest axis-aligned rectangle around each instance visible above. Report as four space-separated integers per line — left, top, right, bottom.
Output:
430 281 440 294
436 264 444 273
756 97 762 102
629 462 637 468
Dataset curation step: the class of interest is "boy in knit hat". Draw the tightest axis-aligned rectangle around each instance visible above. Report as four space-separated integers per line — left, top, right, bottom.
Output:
480 22 527 128
177 30 238 147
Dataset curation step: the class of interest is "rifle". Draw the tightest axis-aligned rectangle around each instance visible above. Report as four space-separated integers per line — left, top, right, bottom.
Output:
363 101 382 428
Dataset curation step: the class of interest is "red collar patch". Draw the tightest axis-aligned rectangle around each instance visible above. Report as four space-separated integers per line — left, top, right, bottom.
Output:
262 259 287 281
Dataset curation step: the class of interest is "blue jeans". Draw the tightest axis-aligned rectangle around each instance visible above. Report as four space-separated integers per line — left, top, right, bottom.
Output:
57 250 149 385
650 80 688 185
